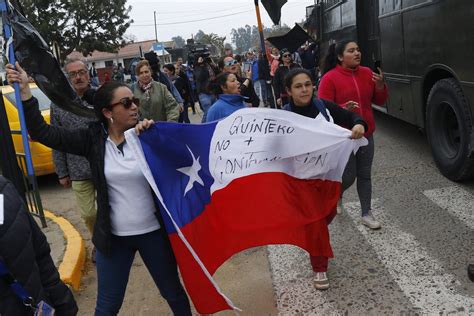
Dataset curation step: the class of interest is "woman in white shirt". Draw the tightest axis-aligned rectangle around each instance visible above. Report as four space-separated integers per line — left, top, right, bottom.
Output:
6 62 192 316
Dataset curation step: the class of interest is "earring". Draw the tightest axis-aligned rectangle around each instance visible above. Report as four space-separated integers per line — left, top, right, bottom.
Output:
109 117 114 124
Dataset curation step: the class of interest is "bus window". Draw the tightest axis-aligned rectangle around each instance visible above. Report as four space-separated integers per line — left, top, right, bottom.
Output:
380 0 401 15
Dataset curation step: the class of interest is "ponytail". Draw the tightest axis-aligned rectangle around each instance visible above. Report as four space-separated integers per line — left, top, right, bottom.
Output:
320 40 355 75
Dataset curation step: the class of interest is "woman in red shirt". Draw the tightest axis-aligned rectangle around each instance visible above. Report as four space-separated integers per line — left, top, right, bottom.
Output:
318 40 388 229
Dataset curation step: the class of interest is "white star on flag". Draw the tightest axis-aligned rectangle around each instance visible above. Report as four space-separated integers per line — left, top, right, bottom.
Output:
177 145 204 196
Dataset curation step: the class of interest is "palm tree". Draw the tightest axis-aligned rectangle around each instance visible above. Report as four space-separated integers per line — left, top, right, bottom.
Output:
200 33 226 55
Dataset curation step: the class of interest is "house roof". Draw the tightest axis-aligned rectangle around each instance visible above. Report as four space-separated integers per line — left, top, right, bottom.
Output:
67 40 157 62
151 43 170 56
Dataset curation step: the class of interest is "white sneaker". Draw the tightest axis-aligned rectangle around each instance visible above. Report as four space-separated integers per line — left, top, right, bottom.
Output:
361 212 382 230
337 199 344 214
314 272 329 290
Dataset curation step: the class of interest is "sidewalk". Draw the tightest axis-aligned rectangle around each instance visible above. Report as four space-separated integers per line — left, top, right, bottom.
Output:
35 210 86 290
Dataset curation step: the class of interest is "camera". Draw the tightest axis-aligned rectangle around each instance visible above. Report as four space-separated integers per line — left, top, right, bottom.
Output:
186 43 210 66
144 51 160 73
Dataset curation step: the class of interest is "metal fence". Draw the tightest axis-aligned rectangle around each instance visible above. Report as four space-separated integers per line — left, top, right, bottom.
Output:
11 130 47 228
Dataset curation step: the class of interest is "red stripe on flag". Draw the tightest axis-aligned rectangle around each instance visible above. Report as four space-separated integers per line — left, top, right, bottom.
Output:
168 172 340 313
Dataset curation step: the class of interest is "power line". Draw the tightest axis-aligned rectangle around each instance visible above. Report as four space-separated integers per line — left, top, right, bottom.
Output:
149 6 251 23
129 2 303 27
140 4 250 18
130 9 253 26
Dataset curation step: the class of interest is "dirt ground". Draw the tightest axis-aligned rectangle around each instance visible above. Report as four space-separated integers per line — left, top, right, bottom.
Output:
37 113 278 316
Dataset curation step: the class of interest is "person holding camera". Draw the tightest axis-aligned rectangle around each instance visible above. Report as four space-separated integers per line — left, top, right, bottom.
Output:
318 40 388 229
194 55 219 122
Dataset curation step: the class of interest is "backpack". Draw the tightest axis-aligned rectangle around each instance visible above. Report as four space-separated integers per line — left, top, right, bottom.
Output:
282 98 330 121
313 98 330 121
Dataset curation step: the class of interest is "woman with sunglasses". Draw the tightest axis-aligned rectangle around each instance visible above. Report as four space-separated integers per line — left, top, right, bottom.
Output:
273 48 301 108
6 62 192 316
218 56 260 108
133 59 181 123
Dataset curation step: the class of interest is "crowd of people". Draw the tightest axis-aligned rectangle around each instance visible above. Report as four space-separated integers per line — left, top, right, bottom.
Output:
2 38 393 315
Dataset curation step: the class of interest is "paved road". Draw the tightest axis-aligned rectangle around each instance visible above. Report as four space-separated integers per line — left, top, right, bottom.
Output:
269 111 474 315
37 109 474 315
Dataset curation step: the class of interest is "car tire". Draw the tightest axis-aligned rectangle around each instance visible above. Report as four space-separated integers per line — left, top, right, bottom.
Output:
426 78 474 181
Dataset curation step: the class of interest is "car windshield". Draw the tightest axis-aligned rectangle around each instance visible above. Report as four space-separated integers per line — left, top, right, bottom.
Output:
5 87 52 111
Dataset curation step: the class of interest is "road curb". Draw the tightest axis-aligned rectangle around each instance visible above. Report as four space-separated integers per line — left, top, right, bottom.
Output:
44 210 85 290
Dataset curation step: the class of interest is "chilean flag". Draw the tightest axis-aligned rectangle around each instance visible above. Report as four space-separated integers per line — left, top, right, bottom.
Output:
125 108 366 314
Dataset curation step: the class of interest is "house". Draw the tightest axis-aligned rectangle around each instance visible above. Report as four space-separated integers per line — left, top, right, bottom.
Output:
67 40 173 82
150 43 172 64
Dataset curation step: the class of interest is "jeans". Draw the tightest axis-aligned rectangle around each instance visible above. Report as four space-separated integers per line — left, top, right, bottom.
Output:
199 93 216 123
342 135 375 216
94 229 191 316
91 77 100 87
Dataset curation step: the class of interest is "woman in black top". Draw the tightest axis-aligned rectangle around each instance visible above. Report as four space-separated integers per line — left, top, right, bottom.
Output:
283 68 367 291
0 176 78 316
283 68 367 133
273 48 300 108
163 63 191 123
6 62 192 316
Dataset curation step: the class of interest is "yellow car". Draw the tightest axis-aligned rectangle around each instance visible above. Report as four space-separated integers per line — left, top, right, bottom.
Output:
1 83 55 176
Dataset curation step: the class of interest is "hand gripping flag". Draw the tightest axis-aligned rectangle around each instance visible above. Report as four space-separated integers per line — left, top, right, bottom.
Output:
125 108 367 314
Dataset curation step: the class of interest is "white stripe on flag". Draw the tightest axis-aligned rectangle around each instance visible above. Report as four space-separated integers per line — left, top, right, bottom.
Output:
209 108 367 193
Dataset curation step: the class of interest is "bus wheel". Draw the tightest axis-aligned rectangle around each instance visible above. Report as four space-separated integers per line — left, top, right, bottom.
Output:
426 78 474 181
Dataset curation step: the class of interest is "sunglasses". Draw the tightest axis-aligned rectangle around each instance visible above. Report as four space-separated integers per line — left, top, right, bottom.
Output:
283 54 291 58
224 59 238 67
109 97 140 109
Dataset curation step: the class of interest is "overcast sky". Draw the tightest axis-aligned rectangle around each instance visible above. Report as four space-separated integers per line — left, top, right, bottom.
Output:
126 0 316 45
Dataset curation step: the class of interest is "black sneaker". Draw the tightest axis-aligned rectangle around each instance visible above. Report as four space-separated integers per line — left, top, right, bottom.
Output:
468 264 474 282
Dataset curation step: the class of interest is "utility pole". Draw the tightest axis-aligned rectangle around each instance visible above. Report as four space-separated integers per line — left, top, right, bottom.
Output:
153 11 166 62
154 11 158 43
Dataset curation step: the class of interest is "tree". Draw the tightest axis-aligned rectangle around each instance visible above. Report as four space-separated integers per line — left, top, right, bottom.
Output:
200 33 226 55
231 24 285 53
21 0 67 50
123 33 137 44
265 24 292 37
194 30 206 42
172 36 186 48
231 25 253 54
22 0 133 60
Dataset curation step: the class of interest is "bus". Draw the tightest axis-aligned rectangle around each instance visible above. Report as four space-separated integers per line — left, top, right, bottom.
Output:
308 0 474 181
